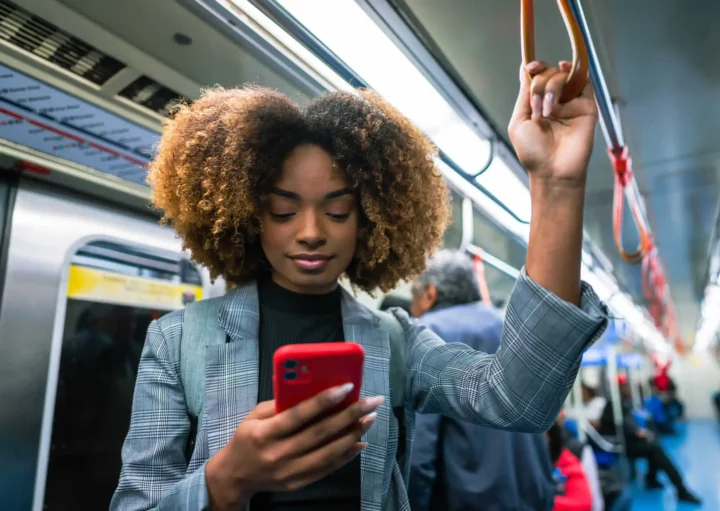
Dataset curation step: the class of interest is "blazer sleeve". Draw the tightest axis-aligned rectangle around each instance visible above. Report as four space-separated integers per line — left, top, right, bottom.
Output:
400 267 608 433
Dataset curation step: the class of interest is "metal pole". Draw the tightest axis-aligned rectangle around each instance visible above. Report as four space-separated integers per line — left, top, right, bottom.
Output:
568 0 624 151
571 377 587 443
641 358 653 402
571 0 657 237
606 347 627 455
628 366 641 410
465 244 521 280
461 197 474 249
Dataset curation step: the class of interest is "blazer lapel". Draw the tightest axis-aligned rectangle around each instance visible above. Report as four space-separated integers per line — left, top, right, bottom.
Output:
202 282 394 510
205 282 260 457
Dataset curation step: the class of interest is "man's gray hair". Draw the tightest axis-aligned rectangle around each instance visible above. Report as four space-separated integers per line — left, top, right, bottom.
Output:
414 249 481 308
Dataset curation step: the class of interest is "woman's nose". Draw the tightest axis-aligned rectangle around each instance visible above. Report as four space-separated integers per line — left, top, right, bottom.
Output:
296 210 326 248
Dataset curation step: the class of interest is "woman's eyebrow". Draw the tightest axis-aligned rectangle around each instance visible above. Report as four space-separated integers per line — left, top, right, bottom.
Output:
324 187 353 199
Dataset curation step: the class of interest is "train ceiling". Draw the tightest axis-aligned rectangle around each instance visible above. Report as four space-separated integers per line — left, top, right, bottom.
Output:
387 0 720 344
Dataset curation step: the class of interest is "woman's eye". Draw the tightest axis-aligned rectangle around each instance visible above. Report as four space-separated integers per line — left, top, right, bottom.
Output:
270 213 295 220
327 213 350 221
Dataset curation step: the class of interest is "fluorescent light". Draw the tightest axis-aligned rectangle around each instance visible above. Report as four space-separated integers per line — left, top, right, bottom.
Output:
475 158 532 226
438 159 531 240
273 0 535 226
226 0 354 93
229 0 531 231
277 0 492 168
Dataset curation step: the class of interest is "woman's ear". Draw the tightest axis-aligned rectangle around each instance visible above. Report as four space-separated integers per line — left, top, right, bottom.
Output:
425 284 438 309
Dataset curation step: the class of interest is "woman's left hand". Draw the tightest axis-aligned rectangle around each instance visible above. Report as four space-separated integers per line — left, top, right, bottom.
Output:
508 60 598 188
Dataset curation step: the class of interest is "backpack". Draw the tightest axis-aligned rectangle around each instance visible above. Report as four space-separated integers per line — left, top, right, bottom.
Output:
179 297 407 460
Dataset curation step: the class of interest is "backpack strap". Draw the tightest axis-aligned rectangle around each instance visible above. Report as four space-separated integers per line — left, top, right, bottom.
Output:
180 297 226 431
375 309 406 410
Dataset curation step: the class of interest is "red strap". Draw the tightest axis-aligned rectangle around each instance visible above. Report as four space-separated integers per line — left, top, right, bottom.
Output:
610 147 632 187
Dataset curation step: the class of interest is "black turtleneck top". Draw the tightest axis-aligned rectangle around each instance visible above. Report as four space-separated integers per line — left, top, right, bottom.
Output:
250 279 361 511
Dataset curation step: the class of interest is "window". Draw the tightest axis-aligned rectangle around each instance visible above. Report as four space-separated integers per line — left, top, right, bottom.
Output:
44 241 202 509
471 206 526 307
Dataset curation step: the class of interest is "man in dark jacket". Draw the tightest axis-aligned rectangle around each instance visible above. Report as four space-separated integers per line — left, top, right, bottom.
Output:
408 250 555 511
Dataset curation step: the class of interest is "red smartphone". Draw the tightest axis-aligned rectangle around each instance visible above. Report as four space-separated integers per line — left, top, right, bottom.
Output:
273 342 364 415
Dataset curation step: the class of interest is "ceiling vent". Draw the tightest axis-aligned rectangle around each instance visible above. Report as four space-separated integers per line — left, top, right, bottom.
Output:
0 0 125 86
118 75 187 117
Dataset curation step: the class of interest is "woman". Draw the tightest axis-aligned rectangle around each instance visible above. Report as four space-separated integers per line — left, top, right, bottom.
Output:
556 407 606 511
111 60 608 511
547 422 593 511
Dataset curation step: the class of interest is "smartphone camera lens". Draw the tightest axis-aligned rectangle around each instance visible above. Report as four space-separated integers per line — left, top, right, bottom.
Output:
284 371 298 381
284 360 298 369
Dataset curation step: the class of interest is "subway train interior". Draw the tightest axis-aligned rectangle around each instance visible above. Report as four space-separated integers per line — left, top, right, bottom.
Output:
0 0 718 510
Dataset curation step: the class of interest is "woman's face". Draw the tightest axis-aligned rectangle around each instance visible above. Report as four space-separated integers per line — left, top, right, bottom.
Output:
260 144 359 294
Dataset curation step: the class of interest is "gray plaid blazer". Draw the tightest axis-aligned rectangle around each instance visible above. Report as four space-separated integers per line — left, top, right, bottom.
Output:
110 268 608 511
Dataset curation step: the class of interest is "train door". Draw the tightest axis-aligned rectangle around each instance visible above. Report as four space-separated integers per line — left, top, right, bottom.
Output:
0 172 20 505
41 240 204 510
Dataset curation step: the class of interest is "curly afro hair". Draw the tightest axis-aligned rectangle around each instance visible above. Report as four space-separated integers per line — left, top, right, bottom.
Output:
149 86 451 293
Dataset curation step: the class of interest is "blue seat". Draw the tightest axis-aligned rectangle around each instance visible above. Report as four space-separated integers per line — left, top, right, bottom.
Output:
643 396 667 425
564 417 579 439
631 408 649 429
593 449 620 468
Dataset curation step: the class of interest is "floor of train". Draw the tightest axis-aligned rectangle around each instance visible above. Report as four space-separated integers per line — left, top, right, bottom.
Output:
633 420 719 510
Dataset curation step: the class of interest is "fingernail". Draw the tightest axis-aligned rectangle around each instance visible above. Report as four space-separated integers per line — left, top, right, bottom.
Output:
329 383 354 403
525 61 541 71
361 395 385 413
531 94 542 120
543 92 554 117
362 412 378 430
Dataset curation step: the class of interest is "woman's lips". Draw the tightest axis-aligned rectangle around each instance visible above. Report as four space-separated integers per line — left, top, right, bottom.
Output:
289 255 333 272
292 258 329 271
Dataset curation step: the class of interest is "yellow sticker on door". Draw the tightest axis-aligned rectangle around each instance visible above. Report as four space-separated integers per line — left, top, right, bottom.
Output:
67 265 203 310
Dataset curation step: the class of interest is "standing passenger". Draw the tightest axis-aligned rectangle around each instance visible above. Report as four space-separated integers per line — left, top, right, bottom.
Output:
111 60 608 511
408 250 556 511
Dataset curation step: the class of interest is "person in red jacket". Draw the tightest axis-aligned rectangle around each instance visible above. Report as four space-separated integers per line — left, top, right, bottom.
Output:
547 421 592 511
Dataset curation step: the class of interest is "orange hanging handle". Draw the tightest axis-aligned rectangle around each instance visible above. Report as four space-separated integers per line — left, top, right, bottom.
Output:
611 148 652 264
521 0 590 103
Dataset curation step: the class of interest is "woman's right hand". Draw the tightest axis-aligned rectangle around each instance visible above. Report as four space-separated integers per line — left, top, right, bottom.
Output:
206 383 383 510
